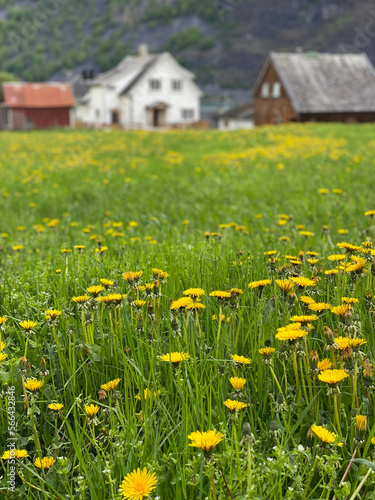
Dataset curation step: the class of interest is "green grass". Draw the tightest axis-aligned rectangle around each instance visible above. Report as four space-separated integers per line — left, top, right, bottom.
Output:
1 124 375 499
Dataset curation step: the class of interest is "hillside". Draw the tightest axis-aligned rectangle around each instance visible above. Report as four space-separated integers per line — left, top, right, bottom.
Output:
0 0 374 95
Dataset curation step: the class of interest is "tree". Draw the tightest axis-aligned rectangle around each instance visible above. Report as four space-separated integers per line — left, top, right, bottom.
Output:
0 71 19 101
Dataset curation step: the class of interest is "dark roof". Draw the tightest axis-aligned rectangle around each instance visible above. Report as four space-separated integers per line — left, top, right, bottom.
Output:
219 102 253 119
70 76 92 100
254 52 375 113
3 83 74 108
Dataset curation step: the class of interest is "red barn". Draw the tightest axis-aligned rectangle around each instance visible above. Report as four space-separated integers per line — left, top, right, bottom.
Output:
0 82 74 130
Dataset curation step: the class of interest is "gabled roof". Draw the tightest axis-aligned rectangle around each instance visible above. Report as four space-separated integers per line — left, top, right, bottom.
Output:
253 52 375 113
219 102 253 119
3 82 74 108
92 51 200 96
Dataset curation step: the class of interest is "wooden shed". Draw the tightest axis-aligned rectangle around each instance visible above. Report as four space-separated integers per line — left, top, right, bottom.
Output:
253 52 375 126
0 82 74 130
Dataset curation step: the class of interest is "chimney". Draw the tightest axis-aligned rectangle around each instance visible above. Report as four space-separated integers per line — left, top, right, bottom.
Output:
138 44 149 57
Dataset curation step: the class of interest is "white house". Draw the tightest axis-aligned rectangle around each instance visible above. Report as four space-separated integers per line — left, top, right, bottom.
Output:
217 102 254 130
75 45 203 129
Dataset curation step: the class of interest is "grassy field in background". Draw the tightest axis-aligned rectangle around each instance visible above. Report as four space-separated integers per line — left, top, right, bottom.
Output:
1 124 375 499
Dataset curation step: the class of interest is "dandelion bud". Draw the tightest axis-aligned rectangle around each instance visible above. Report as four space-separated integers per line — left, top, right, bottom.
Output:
136 315 143 332
355 414 367 434
324 326 333 338
204 231 210 240
307 425 315 440
98 390 108 400
19 356 27 369
97 239 102 249
310 350 319 364
342 347 352 361
40 357 46 369
270 420 279 432
363 360 373 379
242 422 252 436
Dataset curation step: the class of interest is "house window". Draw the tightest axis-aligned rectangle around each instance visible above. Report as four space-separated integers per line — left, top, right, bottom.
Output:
149 79 161 90
181 109 194 120
272 82 281 98
172 80 182 91
261 82 270 98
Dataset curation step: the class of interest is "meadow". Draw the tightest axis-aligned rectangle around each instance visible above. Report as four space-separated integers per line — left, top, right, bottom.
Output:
1 124 375 499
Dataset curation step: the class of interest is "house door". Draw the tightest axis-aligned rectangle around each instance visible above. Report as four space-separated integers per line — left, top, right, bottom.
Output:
153 109 161 127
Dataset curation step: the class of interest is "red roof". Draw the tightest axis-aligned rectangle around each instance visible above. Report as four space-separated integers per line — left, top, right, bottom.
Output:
3 83 74 108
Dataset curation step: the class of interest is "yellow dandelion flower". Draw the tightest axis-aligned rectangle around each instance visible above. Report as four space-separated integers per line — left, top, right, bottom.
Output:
299 296 316 305
209 290 231 298
308 302 331 312
19 320 37 331
100 278 114 288
96 293 126 305
0 316 8 325
275 280 295 293
327 254 346 261
248 279 271 289
231 354 251 364
170 297 194 310
290 315 318 324
229 377 246 390
183 288 205 298
85 404 99 418
276 326 308 341
312 425 337 444
87 285 105 296
259 347 276 356
101 378 121 392
24 379 44 392
349 338 366 348
48 403 63 411
318 359 333 371
119 468 157 500
223 399 248 411
186 302 206 310
341 297 359 304
159 352 190 363
188 430 224 453
325 269 339 275
2 449 29 460
72 295 90 304
331 304 351 317
134 300 146 308
334 336 351 349
0 352 8 362
318 369 349 385
34 457 56 469
45 309 62 320
290 277 316 287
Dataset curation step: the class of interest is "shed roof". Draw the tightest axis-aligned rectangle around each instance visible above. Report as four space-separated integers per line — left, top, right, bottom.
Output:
254 52 375 113
219 102 253 119
3 83 74 108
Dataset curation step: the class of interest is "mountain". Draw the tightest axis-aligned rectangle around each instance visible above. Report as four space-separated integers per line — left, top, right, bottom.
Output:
0 0 374 99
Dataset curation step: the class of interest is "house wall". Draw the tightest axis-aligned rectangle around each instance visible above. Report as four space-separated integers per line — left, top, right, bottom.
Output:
218 118 254 130
128 55 201 128
253 62 299 126
10 107 71 130
299 112 375 123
